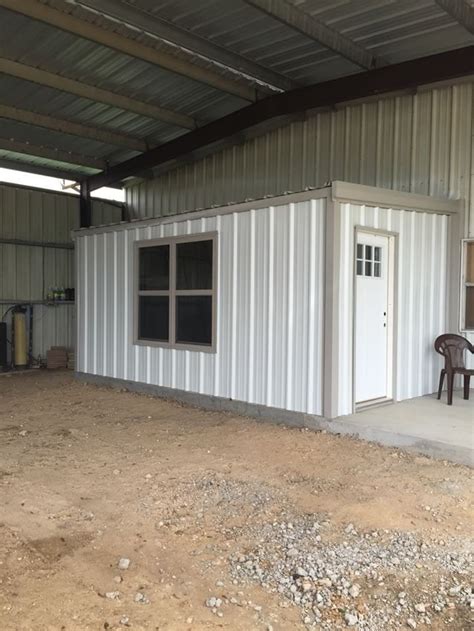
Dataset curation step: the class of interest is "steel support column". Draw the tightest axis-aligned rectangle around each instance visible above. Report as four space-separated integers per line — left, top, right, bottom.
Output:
80 181 92 228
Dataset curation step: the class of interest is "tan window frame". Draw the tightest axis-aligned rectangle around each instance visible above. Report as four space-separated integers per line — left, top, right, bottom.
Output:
134 232 217 352
460 238 474 332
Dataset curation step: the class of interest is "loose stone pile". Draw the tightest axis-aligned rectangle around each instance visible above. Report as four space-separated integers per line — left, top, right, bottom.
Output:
229 516 473 629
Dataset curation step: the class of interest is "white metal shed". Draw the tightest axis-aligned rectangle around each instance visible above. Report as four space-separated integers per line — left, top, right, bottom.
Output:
74 182 461 421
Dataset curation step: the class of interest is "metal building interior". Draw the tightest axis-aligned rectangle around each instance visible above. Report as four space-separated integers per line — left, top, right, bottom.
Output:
0 1 473 629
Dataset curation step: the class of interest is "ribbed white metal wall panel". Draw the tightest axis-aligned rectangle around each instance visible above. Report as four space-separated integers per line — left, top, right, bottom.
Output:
0 183 122 360
76 198 326 416
126 82 473 236
335 203 449 417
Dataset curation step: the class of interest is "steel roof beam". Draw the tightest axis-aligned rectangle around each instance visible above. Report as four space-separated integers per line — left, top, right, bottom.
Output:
434 0 474 34
0 58 195 130
244 0 377 69
0 137 106 170
85 45 474 191
0 0 258 102
0 104 147 152
75 0 298 93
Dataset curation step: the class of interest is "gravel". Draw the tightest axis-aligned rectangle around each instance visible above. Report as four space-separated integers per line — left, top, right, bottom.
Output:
117 557 130 570
205 596 222 608
228 515 473 629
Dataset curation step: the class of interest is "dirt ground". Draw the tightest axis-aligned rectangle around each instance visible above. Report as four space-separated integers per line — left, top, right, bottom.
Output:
0 371 472 631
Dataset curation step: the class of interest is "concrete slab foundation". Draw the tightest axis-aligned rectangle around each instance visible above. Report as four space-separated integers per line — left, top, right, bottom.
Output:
337 394 473 467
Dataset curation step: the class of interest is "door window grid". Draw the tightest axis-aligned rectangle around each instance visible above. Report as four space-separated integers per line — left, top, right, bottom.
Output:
356 244 382 278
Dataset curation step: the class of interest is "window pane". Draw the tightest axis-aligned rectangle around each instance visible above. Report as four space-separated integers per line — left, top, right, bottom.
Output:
365 261 372 276
139 245 169 290
365 245 372 261
138 296 169 341
466 287 474 329
356 260 363 276
177 240 213 290
374 262 381 278
374 246 381 262
357 244 363 259
176 296 212 345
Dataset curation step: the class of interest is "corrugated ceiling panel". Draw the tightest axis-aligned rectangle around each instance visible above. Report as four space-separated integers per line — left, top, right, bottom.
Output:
129 0 472 82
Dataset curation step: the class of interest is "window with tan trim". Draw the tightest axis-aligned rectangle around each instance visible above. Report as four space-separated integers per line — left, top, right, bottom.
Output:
135 233 217 351
461 239 474 331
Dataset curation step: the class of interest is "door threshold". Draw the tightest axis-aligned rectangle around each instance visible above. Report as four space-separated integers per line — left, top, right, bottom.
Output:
355 397 393 412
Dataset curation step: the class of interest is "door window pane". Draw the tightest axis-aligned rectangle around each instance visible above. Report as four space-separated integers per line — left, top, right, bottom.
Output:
138 296 169 341
177 240 213 290
139 245 169 290
176 296 212 345
356 260 363 276
365 245 372 260
357 243 363 259
374 246 381 262
374 262 381 278
365 261 372 276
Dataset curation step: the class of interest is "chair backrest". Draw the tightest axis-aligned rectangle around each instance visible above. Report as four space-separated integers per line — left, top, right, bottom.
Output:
434 334 472 370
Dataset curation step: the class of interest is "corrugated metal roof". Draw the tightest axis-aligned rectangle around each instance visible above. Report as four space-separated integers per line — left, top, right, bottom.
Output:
0 8 247 122
0 0 472 182
128 0 473 80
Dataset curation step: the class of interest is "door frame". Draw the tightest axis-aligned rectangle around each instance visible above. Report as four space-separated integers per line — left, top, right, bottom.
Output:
352 226 398 412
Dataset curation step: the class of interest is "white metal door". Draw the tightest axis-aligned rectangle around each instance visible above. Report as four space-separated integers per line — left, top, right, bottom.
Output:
355 233 391 404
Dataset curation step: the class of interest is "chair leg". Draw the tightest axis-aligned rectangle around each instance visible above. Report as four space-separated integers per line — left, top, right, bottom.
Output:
447 372 454 405
464 375 470 400
437 369 445 399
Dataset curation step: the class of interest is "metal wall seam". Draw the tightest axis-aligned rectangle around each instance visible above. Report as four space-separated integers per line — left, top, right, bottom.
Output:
315 199 325 415
145 226 152 384
102 232 107 376
230 212 238 401
83 236 88 373
248 209 256 403
123 229 129 380
306 203 316 413
285 203 295 411
113 231 118 379
213 214 221 397
92 234 97 375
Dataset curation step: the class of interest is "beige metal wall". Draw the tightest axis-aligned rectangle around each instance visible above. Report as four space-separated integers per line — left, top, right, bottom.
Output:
0 183 122 361
76 197 327 416
126 81 474 236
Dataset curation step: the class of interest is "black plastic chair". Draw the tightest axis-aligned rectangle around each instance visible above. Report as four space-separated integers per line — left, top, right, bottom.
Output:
434 334 474 405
